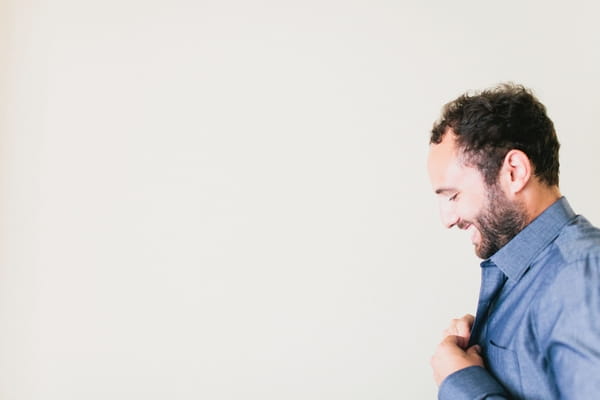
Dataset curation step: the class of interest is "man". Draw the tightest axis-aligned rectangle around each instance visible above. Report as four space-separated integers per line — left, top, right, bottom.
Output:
427 83 600 399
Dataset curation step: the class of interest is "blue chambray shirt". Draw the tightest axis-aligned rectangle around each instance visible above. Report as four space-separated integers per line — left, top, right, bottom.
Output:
439 197 600 399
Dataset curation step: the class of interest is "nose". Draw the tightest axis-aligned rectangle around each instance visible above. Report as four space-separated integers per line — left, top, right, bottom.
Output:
439 201 459 229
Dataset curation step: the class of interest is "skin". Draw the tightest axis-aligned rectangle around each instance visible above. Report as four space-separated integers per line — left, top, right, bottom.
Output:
427 130 562 386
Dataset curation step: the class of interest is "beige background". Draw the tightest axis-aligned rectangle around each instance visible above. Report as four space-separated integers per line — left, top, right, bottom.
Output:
1 1 599 399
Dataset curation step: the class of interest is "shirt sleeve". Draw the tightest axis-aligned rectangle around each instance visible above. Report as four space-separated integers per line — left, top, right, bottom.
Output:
438 366 510 400
536 257 600 399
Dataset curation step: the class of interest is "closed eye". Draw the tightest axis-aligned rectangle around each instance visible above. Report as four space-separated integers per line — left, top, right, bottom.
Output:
448 193 458 201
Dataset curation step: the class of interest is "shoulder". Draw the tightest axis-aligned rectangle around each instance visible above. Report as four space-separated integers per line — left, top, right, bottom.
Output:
543 215 600 301
531 215 600 298
555 215 600 262
532 215 600 341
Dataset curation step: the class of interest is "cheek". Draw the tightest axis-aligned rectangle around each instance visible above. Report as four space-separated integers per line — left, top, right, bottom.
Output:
437 197 451 215
456 196 484 222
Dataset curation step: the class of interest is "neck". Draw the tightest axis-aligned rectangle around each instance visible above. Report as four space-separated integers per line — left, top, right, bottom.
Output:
523 183 562 224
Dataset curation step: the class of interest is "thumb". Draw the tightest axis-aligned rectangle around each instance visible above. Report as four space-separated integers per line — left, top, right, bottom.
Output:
467 344 481 355
466 344 484 367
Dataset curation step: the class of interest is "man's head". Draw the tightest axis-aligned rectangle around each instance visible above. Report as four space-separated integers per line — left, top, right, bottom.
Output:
430 83 560 187
427 83 561 259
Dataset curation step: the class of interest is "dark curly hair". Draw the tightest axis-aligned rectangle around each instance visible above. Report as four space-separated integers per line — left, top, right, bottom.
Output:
430 83 560 187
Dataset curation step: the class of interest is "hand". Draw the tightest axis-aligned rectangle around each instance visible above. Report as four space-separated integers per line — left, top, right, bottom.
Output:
431 335 484 386
431 314 482 386
442 314 474 347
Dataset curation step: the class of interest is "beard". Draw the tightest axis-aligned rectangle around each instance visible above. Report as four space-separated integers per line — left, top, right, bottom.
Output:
473 184 529 259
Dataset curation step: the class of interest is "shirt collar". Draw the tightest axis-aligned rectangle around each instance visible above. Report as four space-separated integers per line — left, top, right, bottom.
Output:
488 197 576 282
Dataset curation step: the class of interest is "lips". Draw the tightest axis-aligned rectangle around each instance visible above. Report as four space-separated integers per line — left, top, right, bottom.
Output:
457 220 470 230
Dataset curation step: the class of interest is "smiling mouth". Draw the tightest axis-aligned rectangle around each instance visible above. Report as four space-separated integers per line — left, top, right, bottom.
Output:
457 220 470 230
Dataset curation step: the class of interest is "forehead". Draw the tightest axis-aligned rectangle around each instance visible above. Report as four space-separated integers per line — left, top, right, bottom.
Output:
427 133 483 192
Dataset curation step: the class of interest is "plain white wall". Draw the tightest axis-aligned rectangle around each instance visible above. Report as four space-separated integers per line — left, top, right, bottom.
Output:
1 1 599 399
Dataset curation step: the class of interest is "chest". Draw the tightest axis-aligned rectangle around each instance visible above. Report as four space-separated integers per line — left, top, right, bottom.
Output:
478 280 556 399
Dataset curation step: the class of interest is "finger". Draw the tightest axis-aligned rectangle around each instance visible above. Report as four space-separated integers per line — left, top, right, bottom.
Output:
443 318 463 338
455 323 470 338
441 334 467 349
465 345 484 367
462 314 475 326
455 316 474 338
466 344 481 355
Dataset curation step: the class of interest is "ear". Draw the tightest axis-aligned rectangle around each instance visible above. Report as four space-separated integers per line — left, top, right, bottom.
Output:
499 149 532 195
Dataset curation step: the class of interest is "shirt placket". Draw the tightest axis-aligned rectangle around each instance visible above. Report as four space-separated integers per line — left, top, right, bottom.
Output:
469 261 507 347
